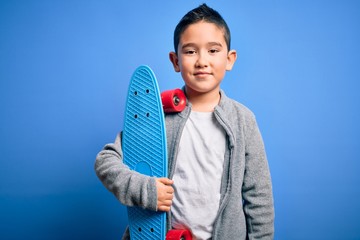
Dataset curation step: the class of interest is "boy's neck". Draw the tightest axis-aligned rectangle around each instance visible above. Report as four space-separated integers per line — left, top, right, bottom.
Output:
185 87 221 112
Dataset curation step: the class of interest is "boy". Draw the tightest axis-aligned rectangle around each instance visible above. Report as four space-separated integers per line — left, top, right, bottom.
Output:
95 4 274 240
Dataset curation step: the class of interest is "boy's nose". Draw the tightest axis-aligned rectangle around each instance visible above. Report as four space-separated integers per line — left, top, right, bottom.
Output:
195 52 208 68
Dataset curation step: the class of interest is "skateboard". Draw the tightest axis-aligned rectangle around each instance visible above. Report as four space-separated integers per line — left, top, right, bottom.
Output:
122 65 190 240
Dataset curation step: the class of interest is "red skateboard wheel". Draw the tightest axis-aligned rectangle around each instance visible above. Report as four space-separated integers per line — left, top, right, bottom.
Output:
161 89 186 113
166 229 192 240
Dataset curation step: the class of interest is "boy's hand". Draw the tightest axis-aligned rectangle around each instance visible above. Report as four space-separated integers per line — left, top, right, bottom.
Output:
156 178 174 212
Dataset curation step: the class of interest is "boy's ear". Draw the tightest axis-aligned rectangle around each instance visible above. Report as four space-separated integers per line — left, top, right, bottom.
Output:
226 50 237 71
169 52 181 72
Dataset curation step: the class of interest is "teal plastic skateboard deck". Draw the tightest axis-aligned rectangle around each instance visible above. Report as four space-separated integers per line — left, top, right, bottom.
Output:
122 65 190 240
122 65 167 239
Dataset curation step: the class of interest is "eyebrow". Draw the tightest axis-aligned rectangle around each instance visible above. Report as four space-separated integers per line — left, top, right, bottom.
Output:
181 42 223 49
207 42 223 48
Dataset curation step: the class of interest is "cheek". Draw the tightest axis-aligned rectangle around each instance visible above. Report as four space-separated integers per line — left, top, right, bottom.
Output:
179 58 192 71
214 58 228 70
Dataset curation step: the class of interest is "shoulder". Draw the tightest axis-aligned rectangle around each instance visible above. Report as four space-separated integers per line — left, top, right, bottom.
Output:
218 89 256 123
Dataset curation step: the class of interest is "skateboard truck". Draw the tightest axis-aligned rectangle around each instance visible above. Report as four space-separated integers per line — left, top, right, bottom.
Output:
161 88 186 113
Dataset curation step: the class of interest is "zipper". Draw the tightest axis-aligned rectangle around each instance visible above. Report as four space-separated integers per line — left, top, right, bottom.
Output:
168 107 191 179
211 108 235 238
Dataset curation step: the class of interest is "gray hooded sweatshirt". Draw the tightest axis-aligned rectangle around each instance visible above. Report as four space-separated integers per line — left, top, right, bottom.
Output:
95 90 274 239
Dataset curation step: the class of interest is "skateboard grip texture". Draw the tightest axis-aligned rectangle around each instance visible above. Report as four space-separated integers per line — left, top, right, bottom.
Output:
123 65 167 177
123 65 167 240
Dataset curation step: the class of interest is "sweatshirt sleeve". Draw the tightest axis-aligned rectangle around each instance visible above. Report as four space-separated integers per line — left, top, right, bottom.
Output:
242 115 275 239
94 133 158 211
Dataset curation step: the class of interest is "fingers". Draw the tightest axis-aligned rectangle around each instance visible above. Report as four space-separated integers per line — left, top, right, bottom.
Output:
158 196 173 212
158 177 174 186
157 199 173 212
156 178 174 212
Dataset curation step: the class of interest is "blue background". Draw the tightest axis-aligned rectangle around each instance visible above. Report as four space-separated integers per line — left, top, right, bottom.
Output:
1 1 359 239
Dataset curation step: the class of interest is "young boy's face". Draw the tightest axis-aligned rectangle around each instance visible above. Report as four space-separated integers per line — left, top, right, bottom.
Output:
170 21 236 96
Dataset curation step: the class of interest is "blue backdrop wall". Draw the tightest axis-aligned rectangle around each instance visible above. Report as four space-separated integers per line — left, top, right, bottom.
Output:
1 1 359 239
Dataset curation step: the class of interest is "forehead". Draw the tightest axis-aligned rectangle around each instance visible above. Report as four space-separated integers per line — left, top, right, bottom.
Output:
179 21 226 45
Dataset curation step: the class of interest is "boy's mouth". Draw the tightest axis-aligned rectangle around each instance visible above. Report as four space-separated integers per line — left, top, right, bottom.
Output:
194 71 211 77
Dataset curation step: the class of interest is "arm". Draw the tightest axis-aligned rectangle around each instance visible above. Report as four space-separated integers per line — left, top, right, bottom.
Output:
242 116 275 239
95 133 158 211
95 133 174 212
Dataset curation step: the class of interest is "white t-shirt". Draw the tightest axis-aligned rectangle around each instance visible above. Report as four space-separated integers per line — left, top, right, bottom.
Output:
171 111 226 240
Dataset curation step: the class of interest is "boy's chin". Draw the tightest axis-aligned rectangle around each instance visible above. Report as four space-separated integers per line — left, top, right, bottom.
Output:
185 85 220 95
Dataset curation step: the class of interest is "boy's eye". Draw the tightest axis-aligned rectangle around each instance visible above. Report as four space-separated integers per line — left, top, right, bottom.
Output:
184 50 196 55
209 49 220 54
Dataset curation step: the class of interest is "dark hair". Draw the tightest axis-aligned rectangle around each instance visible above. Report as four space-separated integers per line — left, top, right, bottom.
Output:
173 3 231 54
